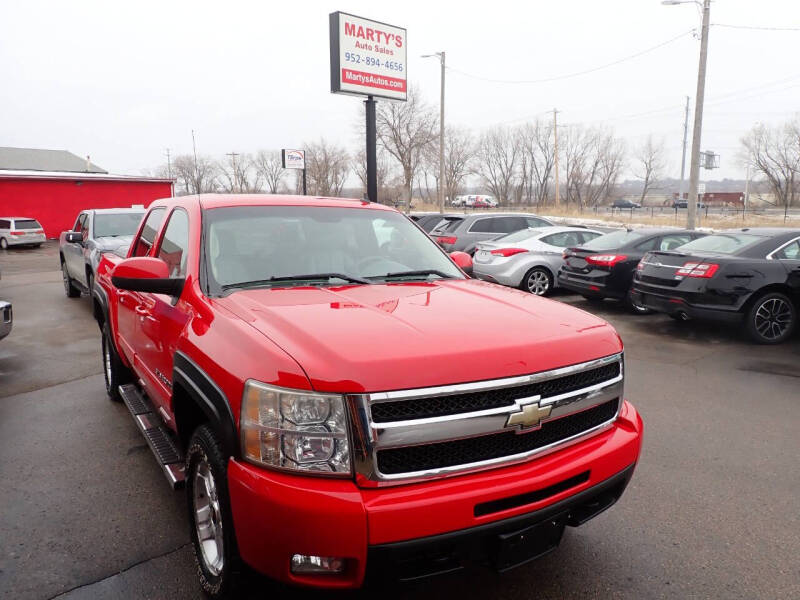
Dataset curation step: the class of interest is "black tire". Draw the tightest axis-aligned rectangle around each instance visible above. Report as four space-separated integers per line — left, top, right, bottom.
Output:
102 323 132 401
520 267 553 296
625 289 653 315
745 292 796 345
0 237 8 250
186 425 243 599
61 259 81 298
33 243 42 248
87 272 95 296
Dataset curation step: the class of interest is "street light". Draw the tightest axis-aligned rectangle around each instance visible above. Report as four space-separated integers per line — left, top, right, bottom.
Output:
663 0 710 230
422 52 445 214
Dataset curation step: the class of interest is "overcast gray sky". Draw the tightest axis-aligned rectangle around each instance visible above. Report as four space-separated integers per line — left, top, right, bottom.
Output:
2 0 798 181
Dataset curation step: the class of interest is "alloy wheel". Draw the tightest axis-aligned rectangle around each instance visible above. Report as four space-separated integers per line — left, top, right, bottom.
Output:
193 459 225 576
526 270 551 295
754 297 793 341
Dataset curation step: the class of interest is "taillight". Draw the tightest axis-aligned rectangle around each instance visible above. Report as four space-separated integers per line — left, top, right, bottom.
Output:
490 248 527 257
436 236 457 245
10 231 24 236
586 254 628 267
636 260 645 271
675 262 719 278
36 229 44 234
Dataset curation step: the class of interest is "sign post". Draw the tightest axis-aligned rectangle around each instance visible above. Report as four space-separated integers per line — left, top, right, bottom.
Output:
281 149 306 195
330 11 407 202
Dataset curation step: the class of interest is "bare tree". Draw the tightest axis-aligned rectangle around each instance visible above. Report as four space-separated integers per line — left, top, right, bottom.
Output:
518 120 555 207
563 126 625 209
171 154 220 195
475 126 520 205
376 87 438 210
740 119 800 216
218 153 261 193
353 148 395 202
633 135 666 204
252 150 286 193
304 138 350 196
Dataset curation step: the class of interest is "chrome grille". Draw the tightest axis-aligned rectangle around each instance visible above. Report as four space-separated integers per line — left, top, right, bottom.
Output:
349 353 624 485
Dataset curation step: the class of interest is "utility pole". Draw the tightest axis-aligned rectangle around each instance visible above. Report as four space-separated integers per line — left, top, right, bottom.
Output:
679 96 690 201
165 148 172 180
686 0 711 230
226 152 240 192
191 130 199 195
439 52 446 214
553 108 560 207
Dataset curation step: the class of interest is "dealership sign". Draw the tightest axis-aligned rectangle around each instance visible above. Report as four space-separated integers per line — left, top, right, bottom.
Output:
281 149 305 170
329 12 407 101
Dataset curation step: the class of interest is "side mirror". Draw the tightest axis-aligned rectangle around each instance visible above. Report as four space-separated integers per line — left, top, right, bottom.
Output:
111 257 185 296
450 251 473 276
65 231 83 244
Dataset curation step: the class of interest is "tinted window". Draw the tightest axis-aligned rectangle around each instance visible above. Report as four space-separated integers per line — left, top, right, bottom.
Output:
494 228 537 244
132 208 165 257
678 233 762 255
433 217 463 233
0 220 10 229
157 209 190 277
773 240 800 260
583 230 646 251
580 231 602 244
469 218 495 233
541 231 584 248
525 217 550 228
659 234 692 251
635 237 660 252
14 219 41 230
498 217 528 233
94 213 145 238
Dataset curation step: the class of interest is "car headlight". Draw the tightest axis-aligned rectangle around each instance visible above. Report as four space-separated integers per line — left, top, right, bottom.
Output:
240 380 351 476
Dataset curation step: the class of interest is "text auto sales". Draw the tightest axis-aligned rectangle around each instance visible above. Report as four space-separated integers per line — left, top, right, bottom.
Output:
344 21 404 55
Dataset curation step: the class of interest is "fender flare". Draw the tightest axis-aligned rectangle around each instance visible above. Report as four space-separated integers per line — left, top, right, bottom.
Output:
92 284 109 326
173 352 239 459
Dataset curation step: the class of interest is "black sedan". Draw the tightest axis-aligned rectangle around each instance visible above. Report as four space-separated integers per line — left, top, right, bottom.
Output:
631 228 800 344
558 228 706 313
409 213 462 233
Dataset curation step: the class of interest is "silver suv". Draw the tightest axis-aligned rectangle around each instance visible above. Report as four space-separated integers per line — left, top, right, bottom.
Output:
430 213 553 255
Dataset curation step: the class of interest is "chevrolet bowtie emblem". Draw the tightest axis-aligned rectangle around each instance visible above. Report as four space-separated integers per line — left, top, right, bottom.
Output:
505 396 552 431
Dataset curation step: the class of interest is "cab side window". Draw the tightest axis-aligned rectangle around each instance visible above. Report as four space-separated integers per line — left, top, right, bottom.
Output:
73 214 86 232
774 240 800 260
132 208 166 257
156 209 190 277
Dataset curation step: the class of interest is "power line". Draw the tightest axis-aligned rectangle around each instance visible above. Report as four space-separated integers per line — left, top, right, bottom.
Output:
446 29 694 85
713 23 800 32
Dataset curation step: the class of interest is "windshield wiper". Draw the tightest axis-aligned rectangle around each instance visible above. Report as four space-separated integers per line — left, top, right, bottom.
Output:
378 269 456 281
221 272 372 291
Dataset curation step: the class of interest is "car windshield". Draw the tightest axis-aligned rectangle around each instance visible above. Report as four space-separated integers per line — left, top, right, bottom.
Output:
204 205 464 292
675 233 762 255
15 219 41 230
581 230 645 250
94 213 144 237
494 228 538 244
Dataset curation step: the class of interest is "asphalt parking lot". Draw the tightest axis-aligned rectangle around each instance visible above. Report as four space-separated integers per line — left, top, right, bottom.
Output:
1 242 798 600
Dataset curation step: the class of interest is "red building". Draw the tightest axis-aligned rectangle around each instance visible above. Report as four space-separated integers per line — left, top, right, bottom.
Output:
0 147 173 238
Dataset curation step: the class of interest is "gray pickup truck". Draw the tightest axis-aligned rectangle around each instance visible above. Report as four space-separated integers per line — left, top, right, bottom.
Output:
59 208 145 297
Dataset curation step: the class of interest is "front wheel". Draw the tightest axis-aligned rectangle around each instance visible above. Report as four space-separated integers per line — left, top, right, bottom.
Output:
745 292 796 344
102 323 132 401
521 267 553 296
187 425 242 599
62 260 81 298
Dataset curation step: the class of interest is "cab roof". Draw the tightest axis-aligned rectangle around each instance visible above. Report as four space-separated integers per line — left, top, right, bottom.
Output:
191 194 395 211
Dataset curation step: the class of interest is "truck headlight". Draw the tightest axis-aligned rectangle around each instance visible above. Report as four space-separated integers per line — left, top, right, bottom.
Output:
241 380 351 476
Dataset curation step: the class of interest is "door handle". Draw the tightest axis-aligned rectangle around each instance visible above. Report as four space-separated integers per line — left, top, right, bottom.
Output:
135 305 150 316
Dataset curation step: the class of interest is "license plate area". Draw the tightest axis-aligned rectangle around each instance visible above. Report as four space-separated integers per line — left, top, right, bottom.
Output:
492 514 567 572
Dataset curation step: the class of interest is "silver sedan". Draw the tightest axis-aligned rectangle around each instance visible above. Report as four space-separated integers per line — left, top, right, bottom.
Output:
473 226 603 295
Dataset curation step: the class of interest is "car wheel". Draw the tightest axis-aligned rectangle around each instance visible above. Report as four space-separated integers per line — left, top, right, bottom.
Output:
187 425 243 599
745 292 796 344
521 267 553 296
61 259 81 298
0 237 8 250
102 323 132 401
626 289 652 315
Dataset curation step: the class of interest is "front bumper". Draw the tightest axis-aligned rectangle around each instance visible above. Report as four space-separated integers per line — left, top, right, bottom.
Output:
227 400 642 588
0 301 11 341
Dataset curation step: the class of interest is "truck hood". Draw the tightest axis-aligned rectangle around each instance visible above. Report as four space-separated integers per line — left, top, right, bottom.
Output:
215 279 622 393
94 235 134 253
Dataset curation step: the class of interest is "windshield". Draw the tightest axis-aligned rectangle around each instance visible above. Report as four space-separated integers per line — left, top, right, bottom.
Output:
15 219 41 230
204 206 464 292
94 213 144 238
582 230 645 251
674 233 762 255
494 228 538 244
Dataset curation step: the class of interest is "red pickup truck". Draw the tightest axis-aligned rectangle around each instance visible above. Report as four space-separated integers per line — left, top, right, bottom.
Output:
94 194 642 597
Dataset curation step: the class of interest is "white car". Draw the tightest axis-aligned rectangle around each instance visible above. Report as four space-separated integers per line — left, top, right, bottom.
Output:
0 216 46 249
473 226 604 295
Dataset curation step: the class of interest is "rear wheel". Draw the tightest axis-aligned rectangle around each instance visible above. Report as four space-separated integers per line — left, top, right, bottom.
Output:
521 267 553 296
61 259 81 298
745 292 796 344
0 237 8 250
187 425 242 599
102 323 132 401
